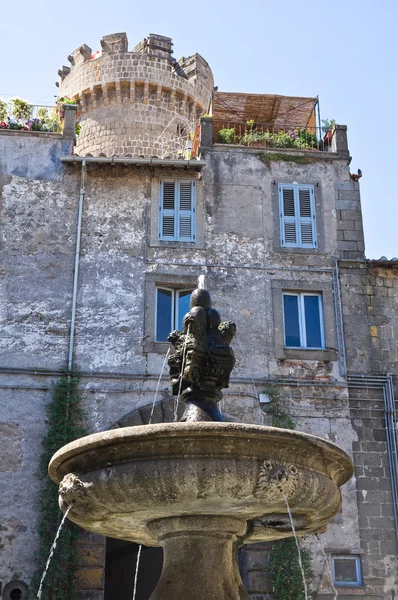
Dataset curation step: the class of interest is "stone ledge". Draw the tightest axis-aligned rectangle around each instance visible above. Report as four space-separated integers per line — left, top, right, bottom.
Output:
0 130 63 139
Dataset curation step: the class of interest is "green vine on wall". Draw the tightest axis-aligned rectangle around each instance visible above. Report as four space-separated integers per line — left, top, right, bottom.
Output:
270 538 313 600
262 384 314 600
259 152 325 165
31 370 87 600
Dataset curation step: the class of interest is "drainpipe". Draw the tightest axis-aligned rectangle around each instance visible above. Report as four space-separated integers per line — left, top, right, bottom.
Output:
334 258 347 376
67 159 86 371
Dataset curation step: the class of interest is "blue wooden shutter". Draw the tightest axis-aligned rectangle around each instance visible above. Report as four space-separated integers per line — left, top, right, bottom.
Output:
159 181 176 240
177 181 196 242
279 185 297 247
298 185 316 248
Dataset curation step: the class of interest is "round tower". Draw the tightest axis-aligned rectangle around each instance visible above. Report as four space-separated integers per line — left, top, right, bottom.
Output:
57 33 214 158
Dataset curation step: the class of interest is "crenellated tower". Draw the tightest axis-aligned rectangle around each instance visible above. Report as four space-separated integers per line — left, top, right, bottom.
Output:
57 32 214 158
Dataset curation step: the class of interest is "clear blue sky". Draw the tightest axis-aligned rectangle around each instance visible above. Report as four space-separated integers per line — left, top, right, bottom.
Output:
1 0 397 259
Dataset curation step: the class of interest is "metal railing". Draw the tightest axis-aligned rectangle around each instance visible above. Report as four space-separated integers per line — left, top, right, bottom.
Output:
213 121 335 152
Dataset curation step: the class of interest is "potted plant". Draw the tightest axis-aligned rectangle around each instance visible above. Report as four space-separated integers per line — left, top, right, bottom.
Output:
56 96 76 121
0 99 8 122
11 97 33 122
217 127 235 144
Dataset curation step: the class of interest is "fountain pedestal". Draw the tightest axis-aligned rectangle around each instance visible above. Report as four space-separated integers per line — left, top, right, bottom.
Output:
147 516 249 600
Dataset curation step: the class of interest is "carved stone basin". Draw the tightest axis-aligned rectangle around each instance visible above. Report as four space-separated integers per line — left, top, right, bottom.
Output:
49 422 353 600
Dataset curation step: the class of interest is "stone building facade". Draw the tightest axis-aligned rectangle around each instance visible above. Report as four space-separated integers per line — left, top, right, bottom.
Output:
0 32 397 600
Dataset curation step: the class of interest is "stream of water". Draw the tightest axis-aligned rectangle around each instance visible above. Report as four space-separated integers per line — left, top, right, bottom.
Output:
36 504 74 599
235 336 263 415
282 492 309 600
149 348 170 425
132 544 143 600
174 325 190 421
316 534 339 600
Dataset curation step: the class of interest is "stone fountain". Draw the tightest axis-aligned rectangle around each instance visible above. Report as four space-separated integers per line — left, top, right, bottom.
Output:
49 287 353 600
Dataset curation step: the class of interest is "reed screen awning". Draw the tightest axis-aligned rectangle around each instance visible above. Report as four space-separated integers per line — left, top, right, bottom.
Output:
213 92 317 129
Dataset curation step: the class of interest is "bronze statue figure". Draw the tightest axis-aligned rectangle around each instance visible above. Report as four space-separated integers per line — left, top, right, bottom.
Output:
167 287 236 421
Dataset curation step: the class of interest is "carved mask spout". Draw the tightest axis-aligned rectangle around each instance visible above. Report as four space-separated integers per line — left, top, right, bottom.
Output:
167 287 236 422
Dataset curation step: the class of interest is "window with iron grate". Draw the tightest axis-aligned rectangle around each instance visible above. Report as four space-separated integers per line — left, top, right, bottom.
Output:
279 184 317 248
158 180 196 242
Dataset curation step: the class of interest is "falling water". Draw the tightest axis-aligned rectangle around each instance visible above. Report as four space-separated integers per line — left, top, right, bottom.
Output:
174 326 190 421
235 336 260 405
197 274 205 289
132 350 171 597
282 492 309 600
149 348 170 425
132 544 143 600
37 504 74 599
316 534 339 600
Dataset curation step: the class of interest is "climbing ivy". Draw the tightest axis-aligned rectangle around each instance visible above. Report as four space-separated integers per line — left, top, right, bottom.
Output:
31 370 87 600
270 538 313 600
262 384 314 600
259 152 325 165
262 384 295 430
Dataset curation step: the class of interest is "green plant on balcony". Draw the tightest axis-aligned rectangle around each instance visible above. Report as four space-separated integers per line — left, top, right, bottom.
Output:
241 130 272 145
218 127 236 144
56 96 76 121
0 99 8 121
11 97 33 121
321 118 336 133
293 129 318 149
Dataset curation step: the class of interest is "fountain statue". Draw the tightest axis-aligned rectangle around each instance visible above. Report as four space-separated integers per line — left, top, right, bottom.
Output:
168 287 236 422
49 285 353 600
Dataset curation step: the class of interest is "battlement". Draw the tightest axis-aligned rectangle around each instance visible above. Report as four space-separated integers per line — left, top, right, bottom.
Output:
58 32 213 108
57 32 214 158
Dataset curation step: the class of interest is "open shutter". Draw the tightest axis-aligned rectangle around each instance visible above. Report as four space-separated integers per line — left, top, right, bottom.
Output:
279 185 297 247
159 181 176 240
298 186 316 248
178 181 196 242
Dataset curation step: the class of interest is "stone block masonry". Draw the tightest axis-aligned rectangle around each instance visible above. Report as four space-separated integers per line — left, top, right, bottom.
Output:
59 33 214 158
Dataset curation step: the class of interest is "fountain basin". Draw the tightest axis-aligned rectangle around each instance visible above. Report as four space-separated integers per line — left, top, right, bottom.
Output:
49 422 353 599
49 422 353 545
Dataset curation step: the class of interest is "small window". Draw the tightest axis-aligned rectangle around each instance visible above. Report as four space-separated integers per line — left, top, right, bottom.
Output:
283 292 325 349
155 287 193 342
159 180 196 242
332 555 362 587
279 184 317 248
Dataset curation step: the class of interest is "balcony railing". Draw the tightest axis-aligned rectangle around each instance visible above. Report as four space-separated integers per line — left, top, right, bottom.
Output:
213 121 335 152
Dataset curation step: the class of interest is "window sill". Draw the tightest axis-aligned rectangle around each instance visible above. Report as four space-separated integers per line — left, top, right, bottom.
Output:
333 584 364 589
150 240 203 249
278 348 337 362
315 591 365 600
143 340 170 354
274 247 323 254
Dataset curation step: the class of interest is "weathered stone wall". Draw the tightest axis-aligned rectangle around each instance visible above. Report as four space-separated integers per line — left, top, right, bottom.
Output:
0 130 74 180
349 384 398 598
335 181 365 259
338 260 398 598
58 33 214 157
1 131 396 598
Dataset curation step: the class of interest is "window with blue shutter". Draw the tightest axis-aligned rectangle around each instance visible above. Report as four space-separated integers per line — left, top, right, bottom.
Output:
279 184 317 248
159 180 196 242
